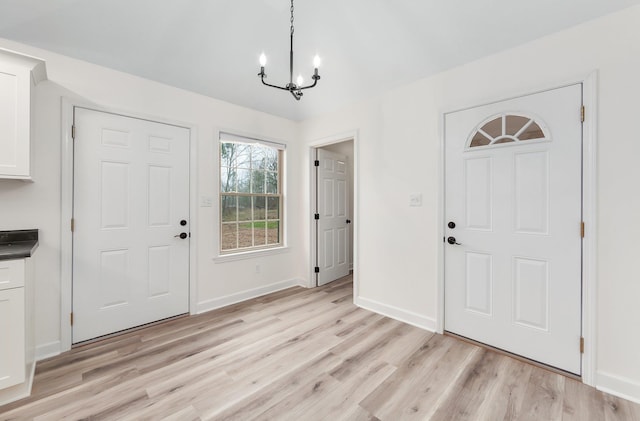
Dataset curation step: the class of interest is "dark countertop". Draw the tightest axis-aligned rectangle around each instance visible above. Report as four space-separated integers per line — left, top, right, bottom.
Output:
0 229 39 261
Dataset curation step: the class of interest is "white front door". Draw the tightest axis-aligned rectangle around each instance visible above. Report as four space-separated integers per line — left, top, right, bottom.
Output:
444 84 583 374
73 108 190 343
316 149 350 286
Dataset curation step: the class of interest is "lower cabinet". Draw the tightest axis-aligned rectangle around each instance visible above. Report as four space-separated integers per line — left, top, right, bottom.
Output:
0 287 25 389
0 258 34 405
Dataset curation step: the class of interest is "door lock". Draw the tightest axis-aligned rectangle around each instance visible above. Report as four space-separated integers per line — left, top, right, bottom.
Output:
448 221 456 229
447 236 461 245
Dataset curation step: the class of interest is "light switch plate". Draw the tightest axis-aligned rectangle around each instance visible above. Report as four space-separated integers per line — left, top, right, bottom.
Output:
200 196 213 207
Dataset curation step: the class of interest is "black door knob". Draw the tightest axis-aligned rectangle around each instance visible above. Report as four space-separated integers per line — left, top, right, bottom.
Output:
180 220 188 226
174 232 188 239
346 219 351 224
448 221 456 229
447 236 461 245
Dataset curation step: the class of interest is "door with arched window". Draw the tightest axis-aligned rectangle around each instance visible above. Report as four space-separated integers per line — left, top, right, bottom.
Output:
444 84 583 374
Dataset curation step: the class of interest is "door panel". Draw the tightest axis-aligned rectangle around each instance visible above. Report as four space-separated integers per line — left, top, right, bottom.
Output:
465 252 492 316
465 157 493 230
444 84 582 374
317 149 349 286
73 108 190 343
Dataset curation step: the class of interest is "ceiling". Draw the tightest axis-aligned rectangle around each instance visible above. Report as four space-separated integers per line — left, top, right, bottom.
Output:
1 0 639 121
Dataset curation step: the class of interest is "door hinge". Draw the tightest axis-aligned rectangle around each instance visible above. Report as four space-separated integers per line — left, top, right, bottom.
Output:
581 221 585 238
580 336 585 354
580 106 585 123
71 218 75 232
70 312 74 326
314 213 319 220
314 266 320 273
72 125 76 140
314 160 320 167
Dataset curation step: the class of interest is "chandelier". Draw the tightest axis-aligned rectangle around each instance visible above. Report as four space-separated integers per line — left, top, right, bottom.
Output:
258 0 321 100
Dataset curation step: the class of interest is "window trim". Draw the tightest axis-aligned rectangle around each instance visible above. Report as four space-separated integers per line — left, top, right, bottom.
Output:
466 112 550 150
218 133 285 255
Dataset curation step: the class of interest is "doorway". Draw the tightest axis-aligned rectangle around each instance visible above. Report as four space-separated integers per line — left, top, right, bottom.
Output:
72 107 190 343
443 84 583 375
313 139 354 287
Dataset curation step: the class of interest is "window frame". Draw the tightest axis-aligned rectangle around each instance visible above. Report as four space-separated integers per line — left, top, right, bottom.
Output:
466 112 550 150
218 132 285 255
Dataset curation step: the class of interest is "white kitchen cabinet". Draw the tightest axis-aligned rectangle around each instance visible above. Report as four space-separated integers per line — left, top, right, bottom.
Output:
0 287 25 389
0 258 34 405
0 49 47 180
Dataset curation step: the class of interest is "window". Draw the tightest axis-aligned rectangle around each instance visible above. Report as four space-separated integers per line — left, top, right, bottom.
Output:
219 133 284 253
468 113 549 149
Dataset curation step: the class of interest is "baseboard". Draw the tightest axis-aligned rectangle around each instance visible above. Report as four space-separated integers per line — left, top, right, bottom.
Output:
196 279 304 314
35 341 61 361
0 361 35 406
597 371 640 404
355 296 437 332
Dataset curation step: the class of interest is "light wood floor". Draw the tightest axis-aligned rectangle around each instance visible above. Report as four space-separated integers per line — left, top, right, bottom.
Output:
1 275 639 420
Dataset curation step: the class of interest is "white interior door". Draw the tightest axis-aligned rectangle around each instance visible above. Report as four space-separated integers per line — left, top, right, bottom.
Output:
316 149 350 286
444 84 583 374
73 108 190 343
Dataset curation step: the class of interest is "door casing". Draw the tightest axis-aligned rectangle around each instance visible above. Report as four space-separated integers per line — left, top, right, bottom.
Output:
308 131 359 295
437 73 598 386
59 98 199 353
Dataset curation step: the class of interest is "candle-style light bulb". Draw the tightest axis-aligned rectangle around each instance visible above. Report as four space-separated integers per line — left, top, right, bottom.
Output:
313 54 321 69
296 74 304 87
259 53 267 67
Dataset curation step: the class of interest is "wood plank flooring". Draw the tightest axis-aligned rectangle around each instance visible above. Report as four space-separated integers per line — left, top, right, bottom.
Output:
1 275 639 420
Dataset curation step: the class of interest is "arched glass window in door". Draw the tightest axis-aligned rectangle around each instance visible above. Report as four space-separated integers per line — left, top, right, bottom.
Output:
467 113 549 149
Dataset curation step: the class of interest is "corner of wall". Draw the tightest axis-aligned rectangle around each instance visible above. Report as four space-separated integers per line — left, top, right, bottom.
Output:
354 296 437 333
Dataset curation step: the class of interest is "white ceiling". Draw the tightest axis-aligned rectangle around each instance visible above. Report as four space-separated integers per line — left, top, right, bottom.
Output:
1 0 639 121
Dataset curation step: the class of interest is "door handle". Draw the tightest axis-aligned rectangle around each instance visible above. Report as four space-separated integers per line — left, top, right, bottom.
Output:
346 219 351 224
447 236 461 245
174 232 188 239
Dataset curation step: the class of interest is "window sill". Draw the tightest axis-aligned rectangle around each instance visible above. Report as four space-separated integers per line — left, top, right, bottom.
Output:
213 246 290 263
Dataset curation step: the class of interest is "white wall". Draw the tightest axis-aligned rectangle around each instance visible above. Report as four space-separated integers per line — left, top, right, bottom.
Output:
300 6 640 402
0 38 307 355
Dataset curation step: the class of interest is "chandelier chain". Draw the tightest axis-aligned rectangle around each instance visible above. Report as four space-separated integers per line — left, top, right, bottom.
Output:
290 0 294 36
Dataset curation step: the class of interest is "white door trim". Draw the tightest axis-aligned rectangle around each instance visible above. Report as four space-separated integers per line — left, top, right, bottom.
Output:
308 130 359 297
437 72 597 386
60 98 198 352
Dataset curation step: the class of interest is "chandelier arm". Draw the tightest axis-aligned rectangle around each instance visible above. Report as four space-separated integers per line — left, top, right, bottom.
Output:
297 77 320 91
260 77 294 91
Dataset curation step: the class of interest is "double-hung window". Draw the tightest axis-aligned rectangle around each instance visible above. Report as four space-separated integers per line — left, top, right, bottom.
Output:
219 133 284 253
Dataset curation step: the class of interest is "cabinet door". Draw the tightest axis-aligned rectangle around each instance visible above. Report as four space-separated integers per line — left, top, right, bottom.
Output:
0 288 25 389
0 64 31 179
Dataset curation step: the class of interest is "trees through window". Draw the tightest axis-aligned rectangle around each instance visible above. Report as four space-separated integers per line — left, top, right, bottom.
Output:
220 135 283 252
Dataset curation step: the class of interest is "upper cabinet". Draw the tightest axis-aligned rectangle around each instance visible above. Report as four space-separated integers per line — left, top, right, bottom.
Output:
0 49 47 180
